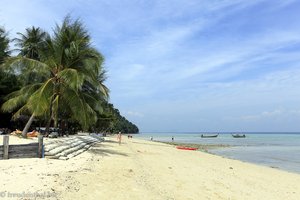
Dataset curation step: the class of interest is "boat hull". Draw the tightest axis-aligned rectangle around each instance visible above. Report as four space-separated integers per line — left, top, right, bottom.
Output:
232 134 246 138
201 134 219 138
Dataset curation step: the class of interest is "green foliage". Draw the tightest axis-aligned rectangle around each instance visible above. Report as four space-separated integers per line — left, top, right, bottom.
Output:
0 27 10 64
0 69 22 128
0 17 139 134
13 26 48 60
0 27 20 129
94 103 139 133
12 27 48 86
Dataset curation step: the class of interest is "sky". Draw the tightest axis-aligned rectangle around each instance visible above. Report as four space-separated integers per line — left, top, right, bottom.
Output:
1 0 300 132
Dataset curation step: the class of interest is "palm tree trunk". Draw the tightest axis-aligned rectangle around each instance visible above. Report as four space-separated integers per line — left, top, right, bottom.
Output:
45 94 55 136
22 114 35 138
45 117 51 136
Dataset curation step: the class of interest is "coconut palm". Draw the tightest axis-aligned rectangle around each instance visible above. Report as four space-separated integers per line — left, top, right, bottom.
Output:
13 26 48 60
1 26 48 136
0 27 10 64
1 16 109 137
12 26 48 86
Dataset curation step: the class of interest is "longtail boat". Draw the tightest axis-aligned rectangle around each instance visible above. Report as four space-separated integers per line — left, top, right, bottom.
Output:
232 134 246 138
201 134 219 138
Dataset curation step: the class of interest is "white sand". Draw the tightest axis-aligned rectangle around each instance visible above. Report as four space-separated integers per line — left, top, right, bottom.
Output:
0 136 300 200
0 135 37 145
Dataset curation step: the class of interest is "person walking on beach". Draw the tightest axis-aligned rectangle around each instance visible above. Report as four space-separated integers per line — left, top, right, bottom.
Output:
117 132 122 145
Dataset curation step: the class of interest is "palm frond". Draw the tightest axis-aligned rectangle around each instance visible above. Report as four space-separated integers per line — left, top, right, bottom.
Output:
1 83 42 112
28 78 54 116
57 68 84 91
11 105 29 120
3 56 51 76
61 85 97 129
2 16 110 131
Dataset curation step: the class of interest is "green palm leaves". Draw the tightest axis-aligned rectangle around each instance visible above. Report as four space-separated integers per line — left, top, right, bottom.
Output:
0 27 10 64
13 26 48 60
1 16 109 132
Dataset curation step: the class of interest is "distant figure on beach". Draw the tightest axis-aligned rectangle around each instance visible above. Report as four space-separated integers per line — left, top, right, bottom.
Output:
172 136 174 142
150 136 153 141
117 132 122 145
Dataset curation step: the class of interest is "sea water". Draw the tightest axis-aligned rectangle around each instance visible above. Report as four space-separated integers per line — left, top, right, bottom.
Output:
134 133 300 174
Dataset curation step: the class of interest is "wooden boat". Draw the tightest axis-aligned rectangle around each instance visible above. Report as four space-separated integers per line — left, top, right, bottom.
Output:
232 134 246 138
176 146 198 151
201 134 219 138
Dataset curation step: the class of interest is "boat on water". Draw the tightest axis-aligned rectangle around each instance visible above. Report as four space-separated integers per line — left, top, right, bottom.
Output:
201 134 219 138
232 134 246 138
176 146 198 151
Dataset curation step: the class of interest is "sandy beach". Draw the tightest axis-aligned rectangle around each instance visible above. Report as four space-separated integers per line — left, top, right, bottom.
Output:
0 136 300 200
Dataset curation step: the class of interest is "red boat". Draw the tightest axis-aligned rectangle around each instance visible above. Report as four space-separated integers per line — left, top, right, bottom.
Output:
176 146 198 151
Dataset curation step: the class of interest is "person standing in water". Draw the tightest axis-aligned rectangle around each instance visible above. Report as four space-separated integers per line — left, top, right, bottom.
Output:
117 132 122 145
172 136 174 142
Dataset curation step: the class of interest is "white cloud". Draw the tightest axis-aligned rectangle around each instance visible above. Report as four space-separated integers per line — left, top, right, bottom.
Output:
237 108 300 122
239 109 284 121
1 0 300 131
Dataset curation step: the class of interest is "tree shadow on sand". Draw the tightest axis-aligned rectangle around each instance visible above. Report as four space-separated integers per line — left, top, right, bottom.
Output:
102 139 119 144
88 143 128 157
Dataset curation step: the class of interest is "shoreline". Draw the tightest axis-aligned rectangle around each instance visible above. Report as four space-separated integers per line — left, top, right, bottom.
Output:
1 136 300 199
153 140 231 152
151 139 300 174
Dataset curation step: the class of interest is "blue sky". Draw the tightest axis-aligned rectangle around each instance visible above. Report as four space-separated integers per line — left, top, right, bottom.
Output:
1 0 300 132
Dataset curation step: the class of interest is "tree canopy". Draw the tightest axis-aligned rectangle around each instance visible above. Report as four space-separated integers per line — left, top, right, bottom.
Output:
95 103 139 133
0 27 10 64
0 17 139 135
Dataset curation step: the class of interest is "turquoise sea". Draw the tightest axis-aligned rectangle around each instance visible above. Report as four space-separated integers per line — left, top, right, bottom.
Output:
134 132 300 174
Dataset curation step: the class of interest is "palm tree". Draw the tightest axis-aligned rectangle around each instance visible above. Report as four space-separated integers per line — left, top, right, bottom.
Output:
0 27 18 129
1 16 109 137
13 26 48 86
13 26 47 60
1 26 48 136
0 27 10 64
